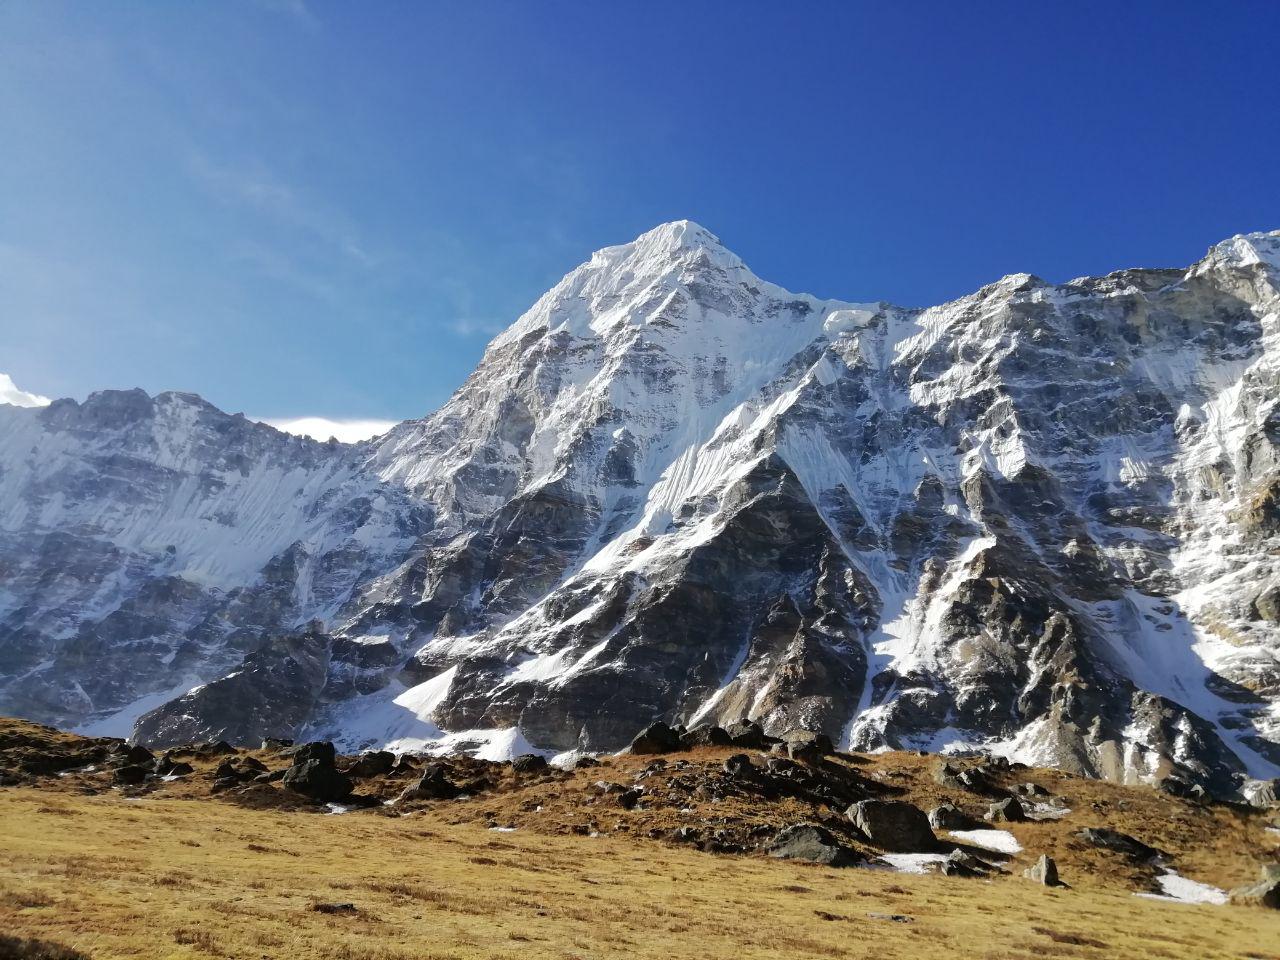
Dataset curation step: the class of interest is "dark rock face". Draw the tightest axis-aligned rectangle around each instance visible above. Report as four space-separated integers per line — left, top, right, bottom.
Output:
0 224 1278 795
133 629 333 748
281 759 352 802
768 824 859 866
846 799 936 852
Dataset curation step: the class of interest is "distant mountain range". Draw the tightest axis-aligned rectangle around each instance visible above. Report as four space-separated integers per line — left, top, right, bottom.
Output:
2 221 1277 798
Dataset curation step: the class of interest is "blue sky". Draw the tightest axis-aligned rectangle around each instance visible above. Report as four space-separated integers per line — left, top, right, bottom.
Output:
2 1 1278 434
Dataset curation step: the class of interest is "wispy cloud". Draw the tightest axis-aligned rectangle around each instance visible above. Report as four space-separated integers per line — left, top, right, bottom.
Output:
248 0 319 29
447 318 505 338
187 152 373 266
256 415 397 444
0 373 51 408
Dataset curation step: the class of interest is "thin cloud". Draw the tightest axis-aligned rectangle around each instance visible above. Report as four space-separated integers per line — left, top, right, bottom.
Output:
187 152 373 267
448 318 505 338
248 0 319 29
0 373 51 408
257 415 397 444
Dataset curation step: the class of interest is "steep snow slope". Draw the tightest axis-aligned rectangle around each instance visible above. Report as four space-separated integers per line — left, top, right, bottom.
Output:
1 221 1277 797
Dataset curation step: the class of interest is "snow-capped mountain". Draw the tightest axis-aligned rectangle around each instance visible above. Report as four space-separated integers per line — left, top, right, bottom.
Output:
2 221 1278 796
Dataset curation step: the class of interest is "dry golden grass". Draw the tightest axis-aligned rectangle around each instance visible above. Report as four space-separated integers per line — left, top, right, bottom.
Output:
2 787 1278 960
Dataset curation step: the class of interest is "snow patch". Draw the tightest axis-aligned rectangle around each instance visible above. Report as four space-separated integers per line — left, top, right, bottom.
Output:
947 829 1022 854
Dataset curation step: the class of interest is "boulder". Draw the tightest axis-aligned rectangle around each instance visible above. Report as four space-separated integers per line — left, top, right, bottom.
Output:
1229 865 1280 909
1075 827 1161 862
617 788 642 810
985 797 1026 822
348 751 395 778
195 741 237 757
778 728 834 761
397 763 461 801
629 721 683 755
511 754 549 774
1246 779 1279 808
958 768 997 794
281 759 352 802
1157 774 1207 800
725 719 770 749
112 744 154 767
941 848 994 877
280 741 337 766
846 800 936 852
928 803 979 831
680 724 732 748
1023 854 1060 886
934 760 963 788
209 776 239 794
768 824 859 867
113 764 149 785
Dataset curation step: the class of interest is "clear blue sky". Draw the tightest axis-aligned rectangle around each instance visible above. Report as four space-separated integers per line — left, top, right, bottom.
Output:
2 1 1278 425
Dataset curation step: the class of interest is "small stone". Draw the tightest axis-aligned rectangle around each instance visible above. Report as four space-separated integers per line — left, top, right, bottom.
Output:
1023 854 1060 886
310 902 357 914
985 796 1026 822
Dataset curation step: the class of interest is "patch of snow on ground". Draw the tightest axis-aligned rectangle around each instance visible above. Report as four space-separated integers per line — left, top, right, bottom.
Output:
1136 870 1228 905
1029 802 1072 820
947 829 1022 854
878 853 949 874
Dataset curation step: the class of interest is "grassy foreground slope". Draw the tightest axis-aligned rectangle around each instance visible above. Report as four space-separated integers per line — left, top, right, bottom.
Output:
1 716 1278 959
2 787 1278 960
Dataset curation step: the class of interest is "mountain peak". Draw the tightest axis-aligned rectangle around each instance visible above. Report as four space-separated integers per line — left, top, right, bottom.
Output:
595 219 746 278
